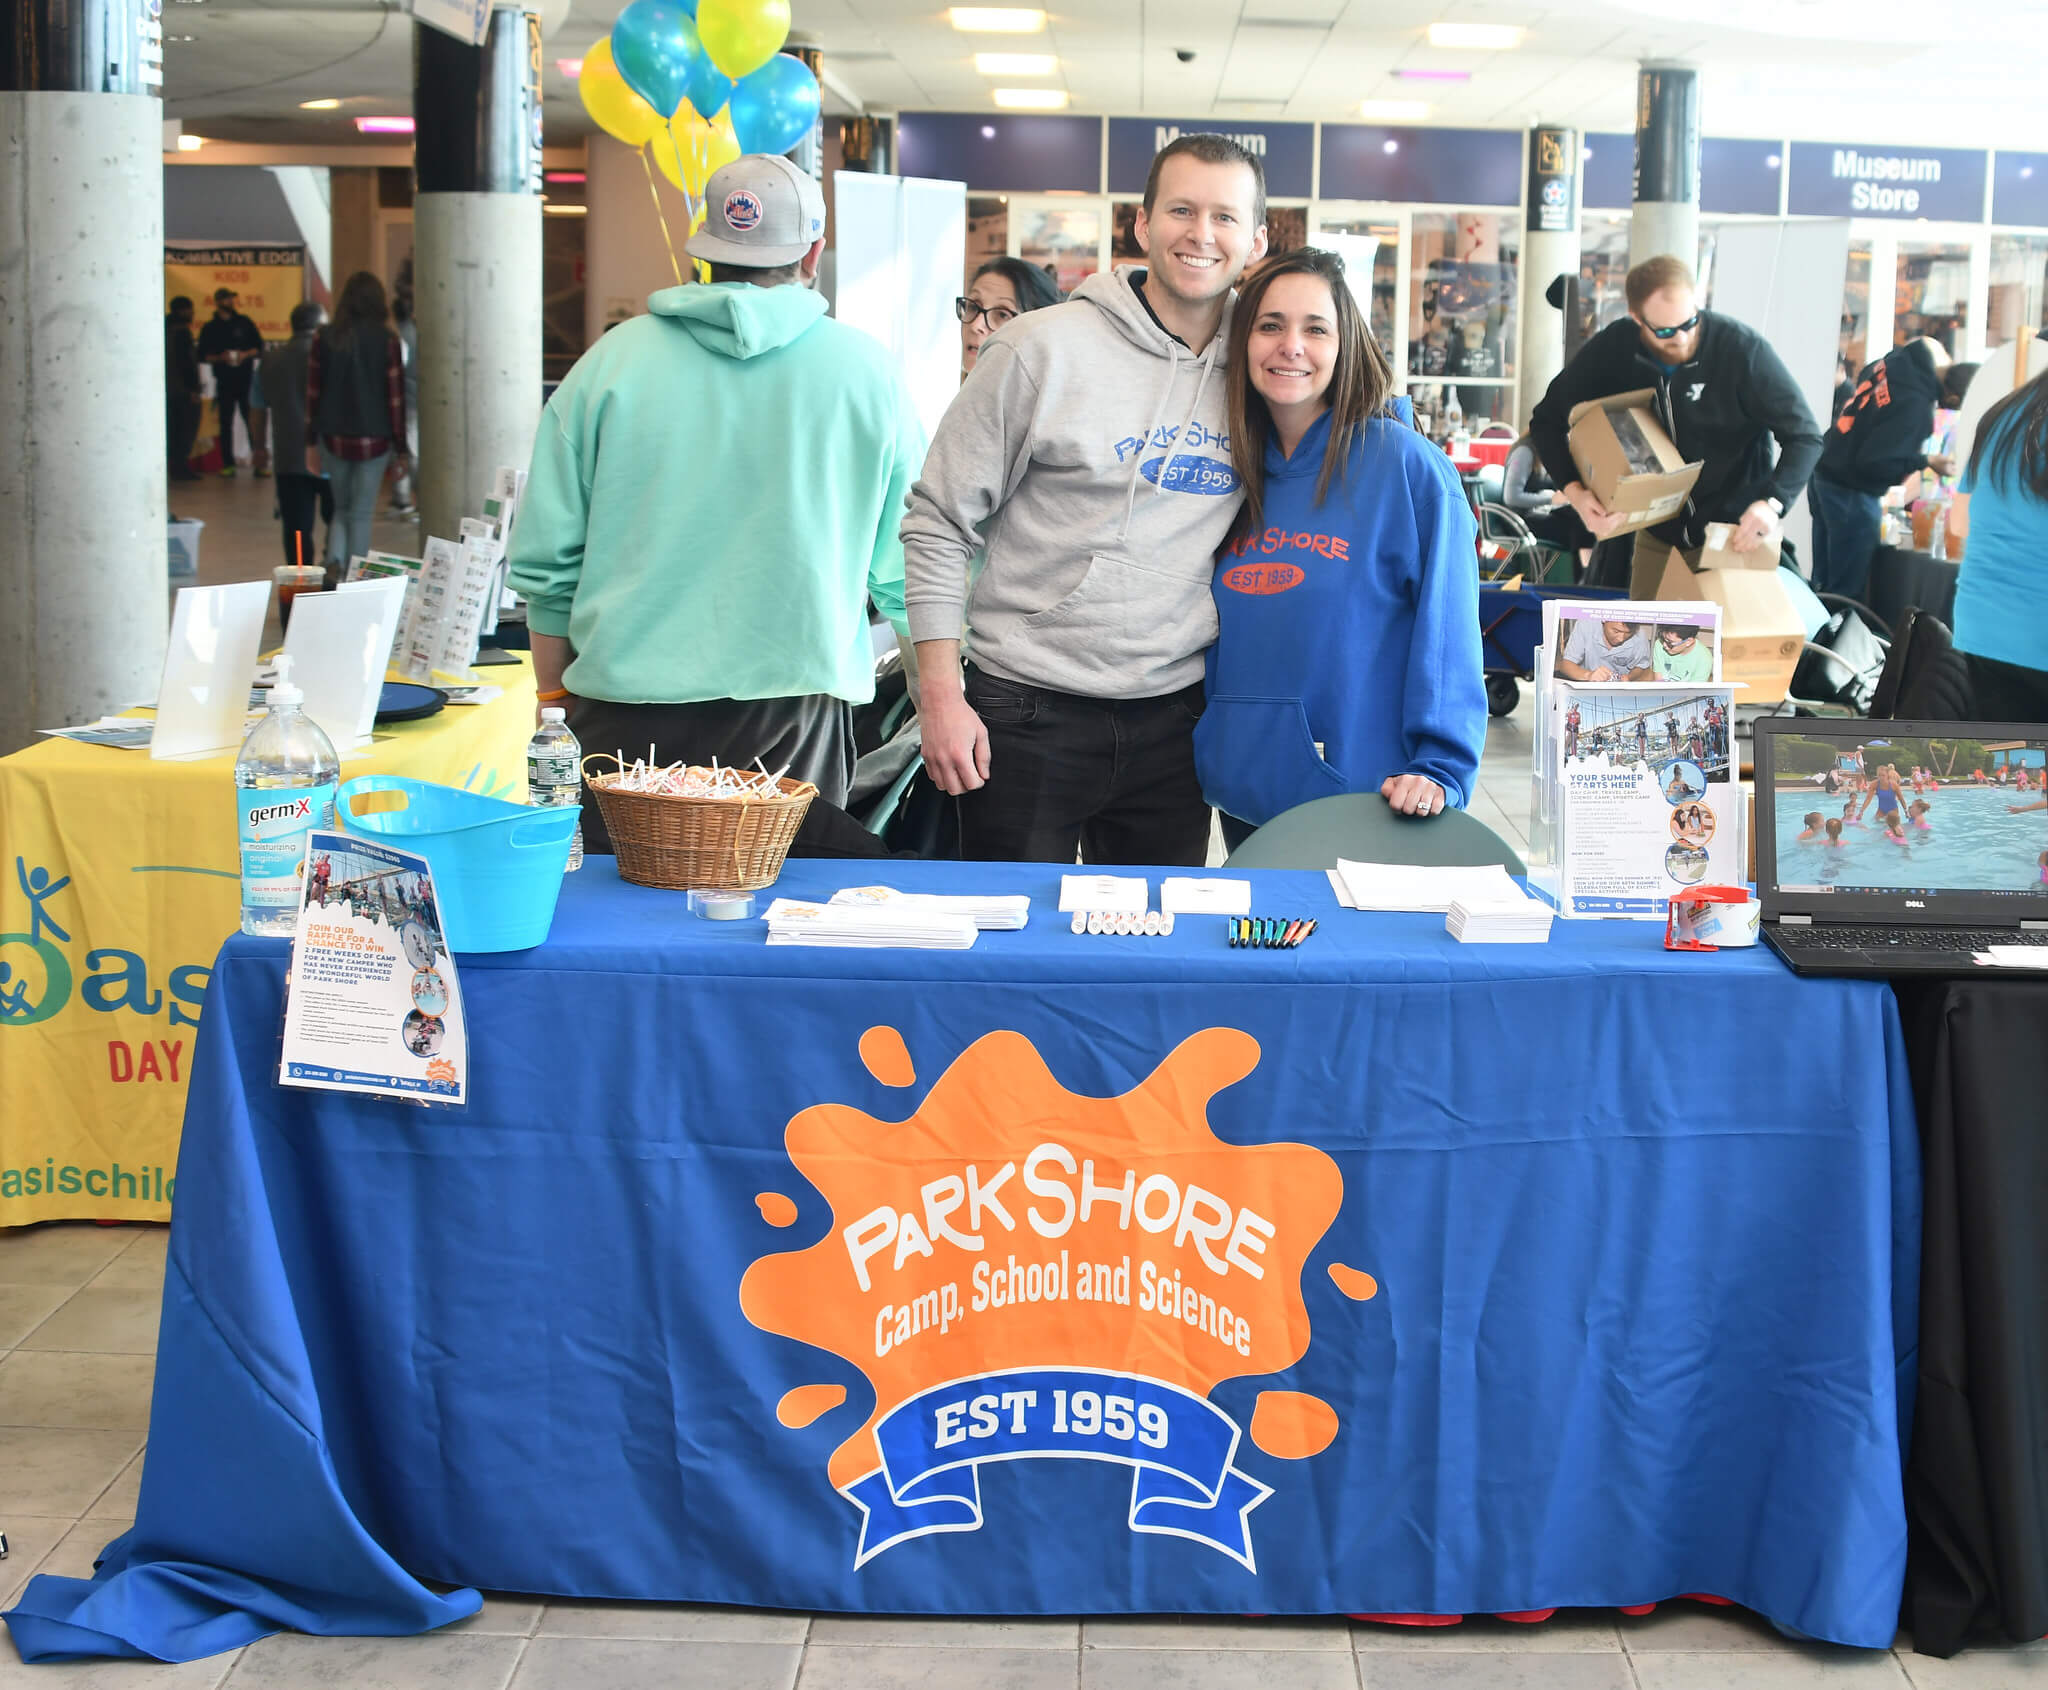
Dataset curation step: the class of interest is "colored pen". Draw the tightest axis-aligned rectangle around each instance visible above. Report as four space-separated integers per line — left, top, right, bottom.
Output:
1296 919 1318 946
1229 918 1241 948
1263 918 1278 948
1282 919 1303 947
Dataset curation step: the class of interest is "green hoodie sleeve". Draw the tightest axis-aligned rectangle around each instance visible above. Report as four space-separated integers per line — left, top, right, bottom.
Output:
866 395 923 646
506 400 590 640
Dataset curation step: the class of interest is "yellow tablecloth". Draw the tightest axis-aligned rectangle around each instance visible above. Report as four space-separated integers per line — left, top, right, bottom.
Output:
0 661 535 1222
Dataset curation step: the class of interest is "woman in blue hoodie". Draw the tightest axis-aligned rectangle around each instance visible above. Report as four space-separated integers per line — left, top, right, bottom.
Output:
1195 247 1486 847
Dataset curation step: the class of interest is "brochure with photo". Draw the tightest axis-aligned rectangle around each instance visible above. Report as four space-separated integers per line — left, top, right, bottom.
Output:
1540 601 1722 686
278 830 467 1104
1529 683 1742 918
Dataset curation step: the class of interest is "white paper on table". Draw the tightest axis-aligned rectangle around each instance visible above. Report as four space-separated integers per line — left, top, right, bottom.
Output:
1974 946 2048 970
440 685 502 706
1160 877 1253 916
284 577 408 749
1326 868 1358 909
1058 874 1149 914
828 886 1030 930
1335 859 1520 914
151 581 272 759
39 718 156 749
763 897 977 950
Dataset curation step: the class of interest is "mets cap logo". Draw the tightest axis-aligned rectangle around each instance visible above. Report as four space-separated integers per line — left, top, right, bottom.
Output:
725 189 765 231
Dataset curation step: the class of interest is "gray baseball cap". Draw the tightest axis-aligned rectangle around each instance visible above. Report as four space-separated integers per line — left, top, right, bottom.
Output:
685 154 827 268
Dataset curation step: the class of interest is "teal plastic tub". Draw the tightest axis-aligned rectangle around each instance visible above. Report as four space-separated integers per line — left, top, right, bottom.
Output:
336 776 577 953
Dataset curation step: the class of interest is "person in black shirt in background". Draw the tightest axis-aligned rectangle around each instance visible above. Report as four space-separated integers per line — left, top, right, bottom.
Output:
196 286 263 476
1807 337 1974 599
1529 254 1823 598
165 296 202 481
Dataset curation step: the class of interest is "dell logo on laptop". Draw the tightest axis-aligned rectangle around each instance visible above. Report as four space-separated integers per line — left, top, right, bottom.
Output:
1905 900 1926 907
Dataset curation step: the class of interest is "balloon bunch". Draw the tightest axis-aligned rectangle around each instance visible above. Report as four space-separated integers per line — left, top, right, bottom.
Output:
579 0 820 248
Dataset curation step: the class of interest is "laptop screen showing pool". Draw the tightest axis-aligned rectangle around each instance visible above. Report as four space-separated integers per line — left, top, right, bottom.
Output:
1764 725 2048 902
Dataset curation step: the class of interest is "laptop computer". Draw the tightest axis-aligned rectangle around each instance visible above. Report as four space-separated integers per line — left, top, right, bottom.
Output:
1753 717 2048 977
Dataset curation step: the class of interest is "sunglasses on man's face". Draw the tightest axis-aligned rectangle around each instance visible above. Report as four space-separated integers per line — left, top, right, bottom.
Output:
1641 312 1701 340
956 297 1018 329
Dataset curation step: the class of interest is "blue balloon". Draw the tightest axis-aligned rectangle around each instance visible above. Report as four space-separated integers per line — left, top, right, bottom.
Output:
729 53 819 158
687 56 733 119
610 0 703 119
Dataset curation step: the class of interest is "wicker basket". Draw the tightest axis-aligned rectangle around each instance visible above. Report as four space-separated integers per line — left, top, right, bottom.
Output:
584 759 817 891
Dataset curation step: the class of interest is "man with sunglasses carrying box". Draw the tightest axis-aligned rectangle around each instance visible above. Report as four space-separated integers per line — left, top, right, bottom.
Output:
1529 255 1823 598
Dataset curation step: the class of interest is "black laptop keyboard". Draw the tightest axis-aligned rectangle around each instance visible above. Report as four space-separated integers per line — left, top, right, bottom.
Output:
1773 925 2048 952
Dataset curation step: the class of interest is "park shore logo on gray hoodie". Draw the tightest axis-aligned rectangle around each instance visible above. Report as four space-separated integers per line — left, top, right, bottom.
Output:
901 266 1246 700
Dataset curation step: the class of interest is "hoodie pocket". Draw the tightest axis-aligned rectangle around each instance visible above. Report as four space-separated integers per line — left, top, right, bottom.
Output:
1193 695 1349 827
1011 552 1219 684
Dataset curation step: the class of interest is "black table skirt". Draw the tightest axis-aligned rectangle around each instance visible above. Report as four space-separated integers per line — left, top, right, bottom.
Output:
1899 978 2048 1656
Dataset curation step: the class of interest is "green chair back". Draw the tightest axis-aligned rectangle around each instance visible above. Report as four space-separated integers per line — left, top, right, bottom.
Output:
1224 793 1526 876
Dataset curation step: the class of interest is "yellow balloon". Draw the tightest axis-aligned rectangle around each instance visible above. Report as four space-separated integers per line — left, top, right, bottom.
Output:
669 103 740 202
651 123 687 192
696 0 790 82
580 38 665 149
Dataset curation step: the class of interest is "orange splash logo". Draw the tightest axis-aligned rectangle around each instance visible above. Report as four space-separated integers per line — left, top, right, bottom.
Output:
740 1027 1346 1569
423 1058 457 1084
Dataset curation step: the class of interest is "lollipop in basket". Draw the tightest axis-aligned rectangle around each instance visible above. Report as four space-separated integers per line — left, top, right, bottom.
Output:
585 752 816 892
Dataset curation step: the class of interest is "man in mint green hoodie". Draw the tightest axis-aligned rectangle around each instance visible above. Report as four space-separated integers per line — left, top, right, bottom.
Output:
509 155 922 842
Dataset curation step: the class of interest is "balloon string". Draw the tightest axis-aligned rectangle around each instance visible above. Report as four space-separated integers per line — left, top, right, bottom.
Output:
638 141 683 286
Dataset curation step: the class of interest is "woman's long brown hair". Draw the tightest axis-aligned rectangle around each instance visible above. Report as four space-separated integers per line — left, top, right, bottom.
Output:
1224 247 1395 545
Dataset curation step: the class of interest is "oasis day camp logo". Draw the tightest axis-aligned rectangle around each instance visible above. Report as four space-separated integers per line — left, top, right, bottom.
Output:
741 1026 1382 1569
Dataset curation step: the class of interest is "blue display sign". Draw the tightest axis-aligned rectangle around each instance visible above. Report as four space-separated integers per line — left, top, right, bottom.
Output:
896 113 1102 193
1582 132 1633 211
1105 117 1314 199
1318 125 1521 207
1700 138 1782 216
1787 142 1987 222
1993 153 2048 229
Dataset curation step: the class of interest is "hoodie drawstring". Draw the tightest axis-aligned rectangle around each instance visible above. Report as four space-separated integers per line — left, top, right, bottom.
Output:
1118 340 1181 543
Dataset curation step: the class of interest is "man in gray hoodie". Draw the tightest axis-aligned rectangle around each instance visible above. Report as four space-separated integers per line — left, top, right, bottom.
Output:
903 135 1268 864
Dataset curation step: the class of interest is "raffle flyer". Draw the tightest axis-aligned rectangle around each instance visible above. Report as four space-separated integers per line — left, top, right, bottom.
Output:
278 830 467 1103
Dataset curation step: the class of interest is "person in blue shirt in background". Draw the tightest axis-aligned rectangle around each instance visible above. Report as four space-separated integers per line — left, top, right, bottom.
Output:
1194 247 1486 849
1955 367 2048 722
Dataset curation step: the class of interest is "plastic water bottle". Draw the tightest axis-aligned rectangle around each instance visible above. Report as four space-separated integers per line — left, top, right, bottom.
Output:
234 653 340 936
526 707 583 872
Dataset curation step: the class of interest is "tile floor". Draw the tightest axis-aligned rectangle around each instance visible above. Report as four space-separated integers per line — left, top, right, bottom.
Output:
8 480 2009 1682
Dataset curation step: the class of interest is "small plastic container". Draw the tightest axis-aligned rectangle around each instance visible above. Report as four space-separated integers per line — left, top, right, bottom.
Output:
167 517 205 579
686 888 757 921
336 775 577 952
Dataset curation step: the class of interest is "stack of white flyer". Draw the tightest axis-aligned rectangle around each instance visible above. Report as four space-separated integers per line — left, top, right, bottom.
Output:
764 898 978 950
1446 889 1553 943
829 886 1029 930
1333 860 1523 914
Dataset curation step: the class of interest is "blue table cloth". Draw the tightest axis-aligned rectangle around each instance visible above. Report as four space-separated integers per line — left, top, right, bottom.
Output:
4 860 1921 1661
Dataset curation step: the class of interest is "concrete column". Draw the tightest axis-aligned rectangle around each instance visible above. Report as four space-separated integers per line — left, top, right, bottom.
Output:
415 194 543 543
0 92 168 754
1519 123 1581 427
1629 64 1700 272
413 4 543 544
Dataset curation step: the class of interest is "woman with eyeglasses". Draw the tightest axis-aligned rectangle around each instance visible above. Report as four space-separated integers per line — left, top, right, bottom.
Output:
1194 248 1485 847
956 257 1062 382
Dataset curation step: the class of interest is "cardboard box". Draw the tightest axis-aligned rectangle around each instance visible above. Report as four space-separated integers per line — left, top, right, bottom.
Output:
1683 522 1782 573
1655 557 1806 704
1567 389 1703 538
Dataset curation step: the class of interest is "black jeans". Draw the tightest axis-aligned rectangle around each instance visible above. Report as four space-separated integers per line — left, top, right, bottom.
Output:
276 472 334 571
956 665 1210 866
167 397 201 474
215 384 252 465
1965 652 2048 723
